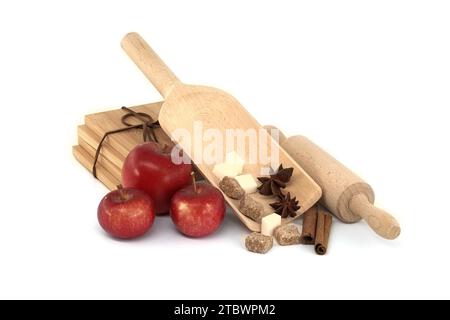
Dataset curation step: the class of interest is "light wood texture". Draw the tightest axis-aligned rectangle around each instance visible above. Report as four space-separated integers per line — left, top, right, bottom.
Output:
121 32 322 231
120 36 179 98
78 136 122 179
267 129 400 240
72 145 120 191
349 194 400 240
84 102 173 159
78 125 124 169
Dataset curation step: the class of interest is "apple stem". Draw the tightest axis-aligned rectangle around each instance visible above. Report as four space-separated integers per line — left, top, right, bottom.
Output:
117 184 126 201
191 172 198 194
162 144 171 154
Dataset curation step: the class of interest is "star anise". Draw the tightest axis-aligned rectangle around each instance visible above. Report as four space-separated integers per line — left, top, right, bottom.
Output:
270 192 301 218
257 164 294 196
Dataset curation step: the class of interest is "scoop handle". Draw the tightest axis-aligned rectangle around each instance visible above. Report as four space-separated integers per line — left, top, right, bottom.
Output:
121 32 179 98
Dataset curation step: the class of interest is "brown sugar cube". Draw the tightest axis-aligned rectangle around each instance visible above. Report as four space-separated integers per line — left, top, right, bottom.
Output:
239 195 264 221
274 224 301 246
245 232 273 254
219 176 245 200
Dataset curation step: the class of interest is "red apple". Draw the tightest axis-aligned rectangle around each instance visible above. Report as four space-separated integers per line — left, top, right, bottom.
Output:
98 186 155 239
170 173 226 237
122 142 192 215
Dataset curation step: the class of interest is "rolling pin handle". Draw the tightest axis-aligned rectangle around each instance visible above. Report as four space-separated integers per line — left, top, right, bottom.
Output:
349 194 401 240
121 32 180 98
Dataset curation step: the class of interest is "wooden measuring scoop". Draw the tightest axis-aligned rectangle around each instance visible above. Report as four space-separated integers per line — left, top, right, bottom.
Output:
121 32 322 231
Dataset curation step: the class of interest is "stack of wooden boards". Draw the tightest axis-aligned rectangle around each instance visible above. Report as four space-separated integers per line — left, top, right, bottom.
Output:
73 102 173 190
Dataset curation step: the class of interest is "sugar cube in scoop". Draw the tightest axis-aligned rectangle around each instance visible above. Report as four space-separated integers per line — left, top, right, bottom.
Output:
212 151 245 180
225 151 245 169
212 163 241 180
235 174 258 194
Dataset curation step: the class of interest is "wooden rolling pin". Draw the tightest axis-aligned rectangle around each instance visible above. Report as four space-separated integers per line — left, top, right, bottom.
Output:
265 126 400 240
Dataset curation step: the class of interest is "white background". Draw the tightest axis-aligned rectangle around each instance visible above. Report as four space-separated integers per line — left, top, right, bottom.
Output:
0 0 449 299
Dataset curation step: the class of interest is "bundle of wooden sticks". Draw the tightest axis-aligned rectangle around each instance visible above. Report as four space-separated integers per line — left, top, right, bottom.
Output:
73 102 173 190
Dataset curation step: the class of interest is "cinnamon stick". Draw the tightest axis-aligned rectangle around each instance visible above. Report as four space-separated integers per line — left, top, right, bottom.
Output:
314 205 333 255
300 205 318 244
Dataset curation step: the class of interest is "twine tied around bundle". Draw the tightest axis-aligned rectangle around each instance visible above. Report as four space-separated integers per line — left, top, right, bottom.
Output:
92 106 160 178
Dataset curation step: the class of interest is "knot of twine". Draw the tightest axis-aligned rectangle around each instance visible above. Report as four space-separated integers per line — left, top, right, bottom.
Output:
92 106 160 178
